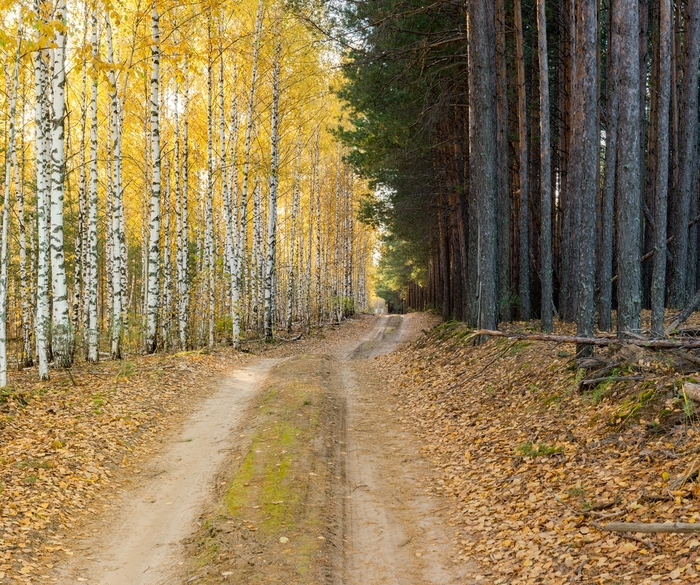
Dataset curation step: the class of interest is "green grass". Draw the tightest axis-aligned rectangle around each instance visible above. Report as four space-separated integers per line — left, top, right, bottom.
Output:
517 441 563 458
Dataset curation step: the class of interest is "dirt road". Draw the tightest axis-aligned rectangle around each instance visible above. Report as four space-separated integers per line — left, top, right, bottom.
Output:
339 315 469 584
55 315 470 584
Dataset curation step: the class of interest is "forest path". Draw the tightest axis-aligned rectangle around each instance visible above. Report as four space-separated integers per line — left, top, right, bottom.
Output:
337 314 470 585
56 314 470 585
55 358 281 585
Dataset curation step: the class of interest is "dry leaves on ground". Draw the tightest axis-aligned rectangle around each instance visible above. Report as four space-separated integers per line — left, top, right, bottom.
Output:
379 315 700 585
0 348 248 583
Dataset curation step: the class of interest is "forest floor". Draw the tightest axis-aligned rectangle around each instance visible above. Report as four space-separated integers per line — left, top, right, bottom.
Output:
2 313 700 584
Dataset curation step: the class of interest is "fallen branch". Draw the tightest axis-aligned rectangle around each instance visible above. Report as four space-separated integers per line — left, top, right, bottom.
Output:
673 350 700 368
670 457 700 488
591 522 657 549
579 375 648 388
581 497 621 515
666 289 700 335
601 521 700 534
473 329 700 349
274 333 302 342
639 493 673 503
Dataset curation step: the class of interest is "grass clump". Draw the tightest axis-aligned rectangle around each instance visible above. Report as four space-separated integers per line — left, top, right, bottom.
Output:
517 441 563 458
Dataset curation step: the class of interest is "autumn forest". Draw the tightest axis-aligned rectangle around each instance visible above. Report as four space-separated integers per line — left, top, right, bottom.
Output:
0 0 376 386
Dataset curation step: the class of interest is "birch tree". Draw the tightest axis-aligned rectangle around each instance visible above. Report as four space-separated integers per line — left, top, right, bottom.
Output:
34 0 51 380
106 13 124 359
0 30 21 387
264 35 281 342
146 2 162 353
86 9 100 362
50 0 73 367
232 0 263 348
285 132 301 334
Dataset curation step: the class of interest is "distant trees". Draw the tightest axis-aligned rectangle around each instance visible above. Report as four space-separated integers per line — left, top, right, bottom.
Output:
339 0 700 342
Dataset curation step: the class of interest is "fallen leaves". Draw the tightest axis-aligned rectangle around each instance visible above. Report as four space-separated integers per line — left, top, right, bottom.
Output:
378 316 700 584
0 348 248 582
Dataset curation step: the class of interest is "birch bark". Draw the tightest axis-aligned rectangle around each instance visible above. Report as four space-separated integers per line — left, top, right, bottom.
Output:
0 30 21 386
50 0 72 367
87 10 100 362
232 0 263 348
146 3 162 353
264 37 281 342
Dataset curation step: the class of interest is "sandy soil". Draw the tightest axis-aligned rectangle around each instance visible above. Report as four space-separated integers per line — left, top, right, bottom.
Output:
337 314 473 585
53 314 473 584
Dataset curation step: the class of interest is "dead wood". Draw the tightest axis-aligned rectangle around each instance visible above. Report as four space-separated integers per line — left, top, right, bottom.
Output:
579 376 649 388
601 521 700 533
473 329 700 349
639 493 673 503
274 334 303 342
581 498 621 515
665 288 700 335
670 457 700 488
673 350 700 368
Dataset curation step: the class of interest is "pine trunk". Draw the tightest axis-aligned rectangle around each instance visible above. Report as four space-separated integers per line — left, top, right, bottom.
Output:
537 0 553 332
614 0 643 336
467 0 499 332
651 0 672 336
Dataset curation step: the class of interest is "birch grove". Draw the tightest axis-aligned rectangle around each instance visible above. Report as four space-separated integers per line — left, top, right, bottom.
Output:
0 0 375 385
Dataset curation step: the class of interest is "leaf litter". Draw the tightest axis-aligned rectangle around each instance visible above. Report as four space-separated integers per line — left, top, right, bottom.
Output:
0 348 249 583
376 316 700 585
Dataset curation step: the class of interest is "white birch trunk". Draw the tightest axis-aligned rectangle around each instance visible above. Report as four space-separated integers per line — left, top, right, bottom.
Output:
106 14 123 359
174 83 187 350
219 34 233 289
286 132 301 334
161 167 172 348
35 0 51 379
146 3 162 353
205 31 215 348
0 31 21 387
15 90 32 366
264 39 281 342
232 0 263 348
314 131 322 326
178 62 191 349
50 0 72 367
87 9 100 362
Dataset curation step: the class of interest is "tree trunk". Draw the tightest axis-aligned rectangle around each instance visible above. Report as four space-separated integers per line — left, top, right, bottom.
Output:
495 0 510 323
0 30 21 386
575 0 599 354
651 0 672 336
106 14 123 360
467 0 498 332
233 0 263 348
614 0 643 337
50 0 72 367
514 0 530 321
537 0 553 333
668 0 700 307
598 0 618 331
265 38 281 342
205 28 215 348
146 3 162 353
87 10 100 362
